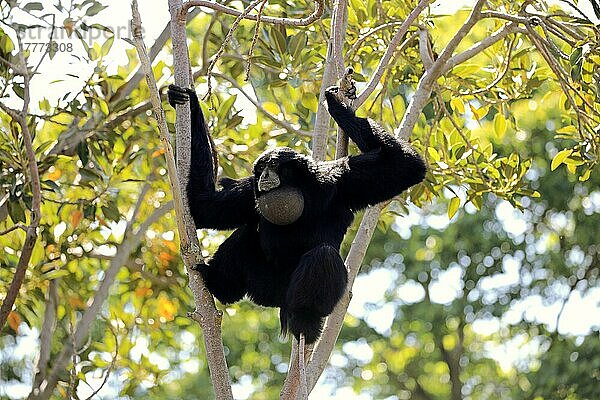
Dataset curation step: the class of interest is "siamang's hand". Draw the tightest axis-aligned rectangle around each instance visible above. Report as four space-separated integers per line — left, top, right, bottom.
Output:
325 86 352 112
191 262 209 272
325 85 341 103
167 84 193 108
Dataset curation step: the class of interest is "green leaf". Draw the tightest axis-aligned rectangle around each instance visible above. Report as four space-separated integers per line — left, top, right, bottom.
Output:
23 2 43 11
493 113 507 138
551 148 572 171
8 200 26 224
288 32 307 63
86 2 107 16
450 98 465 114
448 197 460 219
13 84 24 100
100 36 114 57
427 147 440 161
98 98 109 115
217 95 236 123
101 203 121 222
270 26 286 55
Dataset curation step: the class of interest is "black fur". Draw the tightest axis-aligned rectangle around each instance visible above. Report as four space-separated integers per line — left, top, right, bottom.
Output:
168 84 426 343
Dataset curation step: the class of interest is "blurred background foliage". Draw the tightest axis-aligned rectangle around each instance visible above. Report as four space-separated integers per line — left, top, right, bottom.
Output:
1 0 599 399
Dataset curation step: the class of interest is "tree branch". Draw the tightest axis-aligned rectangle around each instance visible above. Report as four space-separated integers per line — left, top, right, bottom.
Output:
209 72 311 136
356 0 431 106
305 0 489 392
441 22 519 74
134 1 234 398
0 34 42 331
28 200 172 400
32 279 58 390
182 0 324 27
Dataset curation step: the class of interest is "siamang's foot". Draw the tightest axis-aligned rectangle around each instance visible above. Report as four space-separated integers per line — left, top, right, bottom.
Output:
167 84 192 108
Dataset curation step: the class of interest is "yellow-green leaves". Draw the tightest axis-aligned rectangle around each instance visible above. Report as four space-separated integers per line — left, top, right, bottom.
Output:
448 197 460 219
551 148 573 171
493 113 508 138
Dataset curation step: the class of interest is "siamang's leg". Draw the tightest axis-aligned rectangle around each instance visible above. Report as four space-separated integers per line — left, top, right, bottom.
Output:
282 245 348 344
168 85 256 230
197 225 263 305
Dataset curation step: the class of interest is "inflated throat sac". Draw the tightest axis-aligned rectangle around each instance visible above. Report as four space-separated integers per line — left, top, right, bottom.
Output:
257 186 304 225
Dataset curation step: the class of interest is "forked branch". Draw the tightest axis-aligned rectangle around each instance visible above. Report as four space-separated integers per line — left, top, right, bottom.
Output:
182 0 324 27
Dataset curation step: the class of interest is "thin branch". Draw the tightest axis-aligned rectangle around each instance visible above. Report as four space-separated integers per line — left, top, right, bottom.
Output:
210 72 311 136
0 224 27 235
182 0 324 27
32 279 58 389
83 324 119 400
458 34 516 96
31 14 56 76
347 21 406 60
356 0 431 106
0 101 20 120
418 28 434 70
205 0 265 100
525 26 584 137
0 34 42 331
0 54 24 74
442 22 519 74
245 0 268 79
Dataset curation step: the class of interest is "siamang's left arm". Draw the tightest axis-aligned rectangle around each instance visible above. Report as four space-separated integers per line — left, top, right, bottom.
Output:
324 87 426 211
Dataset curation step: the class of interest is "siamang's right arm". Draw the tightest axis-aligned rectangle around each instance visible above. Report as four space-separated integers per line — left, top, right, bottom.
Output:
324 86 426 211
168 85 258 230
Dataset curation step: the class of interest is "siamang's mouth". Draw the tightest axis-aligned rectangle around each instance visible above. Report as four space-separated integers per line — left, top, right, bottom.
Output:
258 167 280 192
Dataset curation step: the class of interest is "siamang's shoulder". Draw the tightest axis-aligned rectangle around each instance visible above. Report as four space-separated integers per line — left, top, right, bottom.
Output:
316 159 347 184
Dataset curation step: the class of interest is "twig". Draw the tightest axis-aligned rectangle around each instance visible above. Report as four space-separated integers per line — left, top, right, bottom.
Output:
245 0 269 80
210 72 312 136
458 34 516 96
356 0 431 106
347 21 406 60
83 323 119 400
205 0 265 100
0 101 20 120
182 0 324 27
441 22 519 75
0 224 27 235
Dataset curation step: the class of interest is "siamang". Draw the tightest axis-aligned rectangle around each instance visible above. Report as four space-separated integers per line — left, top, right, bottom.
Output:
168 83 426 344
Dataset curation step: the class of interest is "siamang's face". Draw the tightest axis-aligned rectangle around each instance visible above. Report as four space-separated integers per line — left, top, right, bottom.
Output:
253 147 311 193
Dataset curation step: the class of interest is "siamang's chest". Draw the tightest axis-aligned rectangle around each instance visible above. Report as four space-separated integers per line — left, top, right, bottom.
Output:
257 204 353 266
